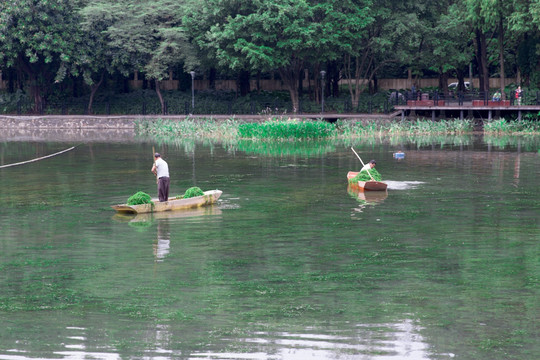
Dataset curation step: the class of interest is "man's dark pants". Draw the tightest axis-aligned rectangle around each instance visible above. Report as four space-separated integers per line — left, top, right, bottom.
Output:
158 176 170 202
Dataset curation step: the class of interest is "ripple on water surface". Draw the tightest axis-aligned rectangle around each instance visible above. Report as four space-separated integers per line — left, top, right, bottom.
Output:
189 319 455 360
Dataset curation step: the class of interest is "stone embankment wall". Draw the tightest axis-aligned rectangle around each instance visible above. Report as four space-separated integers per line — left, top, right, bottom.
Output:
0 115 137 129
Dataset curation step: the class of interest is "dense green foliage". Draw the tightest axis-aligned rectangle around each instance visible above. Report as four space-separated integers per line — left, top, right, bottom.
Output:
182 186 204 199
0 0 86 111
238 120 336 139
127 191 154 205
2 0 540 114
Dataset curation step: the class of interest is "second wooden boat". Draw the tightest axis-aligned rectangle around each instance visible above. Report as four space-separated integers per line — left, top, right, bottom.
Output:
347 171 388 191
112 189 222 214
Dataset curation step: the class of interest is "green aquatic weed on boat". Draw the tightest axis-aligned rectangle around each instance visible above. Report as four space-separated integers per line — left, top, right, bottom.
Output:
182 187 204 199
349 168 383 182
127 191 154 205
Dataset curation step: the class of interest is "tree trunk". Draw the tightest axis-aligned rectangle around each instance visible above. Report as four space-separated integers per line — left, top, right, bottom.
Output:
8 69 15 93
87 72 105 114
456 70 465 93
237 70 250 96
278 60 302 113
154 79 165 114
17 55 43 113
474 29 489 93
312 63 320 103
209 68 216 90
439 71 450 96
328 61 339 97
297 68 303 98
29 77 43 113
344 54 372 109
498 17 505 99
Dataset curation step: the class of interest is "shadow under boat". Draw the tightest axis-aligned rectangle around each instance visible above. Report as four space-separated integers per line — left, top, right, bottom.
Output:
112 204 222 223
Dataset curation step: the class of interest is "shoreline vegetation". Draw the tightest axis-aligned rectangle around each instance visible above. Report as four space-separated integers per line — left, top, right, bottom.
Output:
135 117 540 141
134 117 540 155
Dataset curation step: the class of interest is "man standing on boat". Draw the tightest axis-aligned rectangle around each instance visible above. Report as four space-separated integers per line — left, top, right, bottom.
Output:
151 153 170 202
361 160 376 172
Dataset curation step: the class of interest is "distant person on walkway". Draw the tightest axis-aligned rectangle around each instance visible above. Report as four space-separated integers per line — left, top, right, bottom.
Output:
515 86 522 105
492 90 501 102
151 153 170 202
361 160 376 172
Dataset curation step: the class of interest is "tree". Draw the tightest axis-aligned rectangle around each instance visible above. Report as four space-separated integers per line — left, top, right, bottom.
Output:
86 0 197 114
312 0 373 107
185 0 373 112
0 0 86 112
462 0 516 95
473 0 514 97
428 2 475 95
508 0 540 87
79 1 122 113
341 0 431 107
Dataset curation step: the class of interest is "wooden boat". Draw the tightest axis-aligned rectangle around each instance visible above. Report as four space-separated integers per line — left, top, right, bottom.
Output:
112 189 222 214
112 205 222 222
347 171 388 191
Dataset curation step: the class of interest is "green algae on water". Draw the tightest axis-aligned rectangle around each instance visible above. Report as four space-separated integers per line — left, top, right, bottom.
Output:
182 186 204 199
127 191 154 205
349 168 382 182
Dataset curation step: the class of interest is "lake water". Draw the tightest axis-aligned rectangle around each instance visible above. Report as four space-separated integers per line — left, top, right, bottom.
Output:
0 132 538 360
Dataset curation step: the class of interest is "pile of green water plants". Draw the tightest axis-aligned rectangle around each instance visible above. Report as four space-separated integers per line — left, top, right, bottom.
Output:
182 186 205 199
238 119 336 139
349 168 383 182
127 191 154 205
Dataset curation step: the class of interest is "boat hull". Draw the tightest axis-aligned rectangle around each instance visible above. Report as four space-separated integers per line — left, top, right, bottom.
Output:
347 171 388 191
112 190 222 214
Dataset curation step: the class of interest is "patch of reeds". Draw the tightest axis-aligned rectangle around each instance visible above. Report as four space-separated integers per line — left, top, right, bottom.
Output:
135 117 239 141
238 119 336 139
483 118 540 134
338 118 474 137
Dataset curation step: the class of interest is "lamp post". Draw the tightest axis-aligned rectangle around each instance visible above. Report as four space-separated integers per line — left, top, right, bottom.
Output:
320 70 326 113
190 71 196 109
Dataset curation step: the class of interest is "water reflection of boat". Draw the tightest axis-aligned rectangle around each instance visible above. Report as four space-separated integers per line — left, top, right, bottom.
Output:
112 205 222 223
347 171 388 191
348 185 388 203
111 190 222 214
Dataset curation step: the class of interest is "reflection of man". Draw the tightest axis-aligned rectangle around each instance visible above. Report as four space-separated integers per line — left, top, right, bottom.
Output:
154 220 170 262
151 153 170 202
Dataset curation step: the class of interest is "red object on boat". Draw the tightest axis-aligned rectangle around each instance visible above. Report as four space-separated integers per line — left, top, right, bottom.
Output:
347 171 388 191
